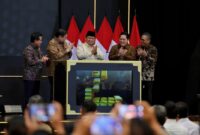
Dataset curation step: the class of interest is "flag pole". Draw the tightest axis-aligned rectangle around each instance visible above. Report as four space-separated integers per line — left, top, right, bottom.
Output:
128 0 130 34
94 0 96 29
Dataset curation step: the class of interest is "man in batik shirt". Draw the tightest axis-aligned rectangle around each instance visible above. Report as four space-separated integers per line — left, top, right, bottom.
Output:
23 32 48 106
136 32 157 103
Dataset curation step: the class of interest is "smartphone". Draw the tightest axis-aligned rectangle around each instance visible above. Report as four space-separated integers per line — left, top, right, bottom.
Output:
118 104 144 120
29 103 55 122
90 116 123 135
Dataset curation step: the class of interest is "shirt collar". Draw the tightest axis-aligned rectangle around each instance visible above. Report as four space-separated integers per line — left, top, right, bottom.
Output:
178 118 189 122
85 43 95 48
166 119 177 123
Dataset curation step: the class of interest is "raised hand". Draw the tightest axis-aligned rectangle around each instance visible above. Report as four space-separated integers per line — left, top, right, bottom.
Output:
91 45 97 55
41 55 49 63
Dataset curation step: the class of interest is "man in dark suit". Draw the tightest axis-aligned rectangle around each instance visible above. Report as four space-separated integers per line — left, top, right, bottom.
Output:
23 32 48 106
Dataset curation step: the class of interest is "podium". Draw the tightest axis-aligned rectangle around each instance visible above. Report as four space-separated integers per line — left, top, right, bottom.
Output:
53 60 67 107
53 60 142 117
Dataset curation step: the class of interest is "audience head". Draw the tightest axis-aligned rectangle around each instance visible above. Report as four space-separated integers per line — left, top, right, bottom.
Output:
141 32 151 46
55 29 67 44
86 31 96 46
80 100 97 115
176 101 188 119
128 118 154 135
27 95 44 106
6 116 27 135
32 129 52 135
153 105 167 126
119 32 129 47
165 101 177 119
30 32 43 47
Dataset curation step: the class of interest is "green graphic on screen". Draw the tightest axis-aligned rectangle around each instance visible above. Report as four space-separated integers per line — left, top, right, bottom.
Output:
76 70 132 106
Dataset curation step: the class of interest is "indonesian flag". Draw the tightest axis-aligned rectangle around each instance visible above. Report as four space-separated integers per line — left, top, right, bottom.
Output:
108 16 124 52
130 16 141 48
78 15 107 59
96 16 113 60
66 16 80 60
77 15 95 46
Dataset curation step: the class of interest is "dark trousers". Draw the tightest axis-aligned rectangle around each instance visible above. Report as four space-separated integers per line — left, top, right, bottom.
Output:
24 80 40 107
142 81 153 104
48 76 53 101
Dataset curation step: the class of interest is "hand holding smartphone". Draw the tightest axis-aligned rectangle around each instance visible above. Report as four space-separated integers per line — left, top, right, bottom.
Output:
29 103 55 122
118 104 144 120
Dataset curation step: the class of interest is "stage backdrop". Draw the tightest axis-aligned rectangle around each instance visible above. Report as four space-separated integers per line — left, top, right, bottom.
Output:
0 0 58 105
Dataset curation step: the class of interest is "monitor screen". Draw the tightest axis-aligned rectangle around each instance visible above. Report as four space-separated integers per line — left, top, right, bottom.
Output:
76 70 133 106
66 61 141 116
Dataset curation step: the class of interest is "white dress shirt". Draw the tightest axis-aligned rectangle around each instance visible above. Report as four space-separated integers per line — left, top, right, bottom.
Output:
178 118 199 135
164 119 188 135
77 43 104 60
